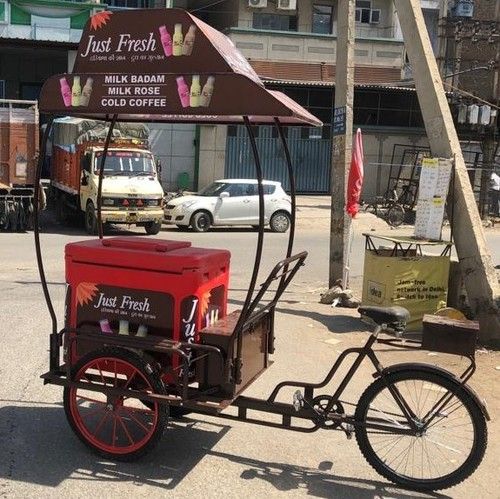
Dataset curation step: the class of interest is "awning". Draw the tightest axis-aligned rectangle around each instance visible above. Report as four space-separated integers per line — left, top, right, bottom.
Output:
39 8 322 127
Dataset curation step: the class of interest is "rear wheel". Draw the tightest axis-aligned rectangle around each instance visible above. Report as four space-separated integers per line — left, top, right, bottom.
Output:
364 204 378 216
387 204 405 227
354 369 487 491
144 221 162 235
190 211 211 232
64 347 168 461
270 211 290 233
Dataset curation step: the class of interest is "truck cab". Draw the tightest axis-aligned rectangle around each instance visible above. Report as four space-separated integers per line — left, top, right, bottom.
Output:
80 145 164 235
49 118 165 235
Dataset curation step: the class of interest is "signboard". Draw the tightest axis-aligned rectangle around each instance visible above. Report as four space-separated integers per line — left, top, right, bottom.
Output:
332 106 346 136
414 157 453 241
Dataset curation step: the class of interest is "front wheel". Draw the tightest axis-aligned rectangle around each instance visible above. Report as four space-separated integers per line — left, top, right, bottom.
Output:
354 369 487 491
144 221 162 235
190 211 211 232
84 202 97 235
63 347 168 461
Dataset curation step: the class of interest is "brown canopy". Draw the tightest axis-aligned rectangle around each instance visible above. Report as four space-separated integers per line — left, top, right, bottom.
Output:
39 8 322 127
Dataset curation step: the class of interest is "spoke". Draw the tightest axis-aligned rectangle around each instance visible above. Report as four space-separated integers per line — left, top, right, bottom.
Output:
387 438 415 471
426 437 463 455
371 404 405 428
76 394 107 406
116 413 135 446
123 370 137 390
95 361 107 387
93 411 109 438
119 407 152 434
112 414 117 445
378 434 407 462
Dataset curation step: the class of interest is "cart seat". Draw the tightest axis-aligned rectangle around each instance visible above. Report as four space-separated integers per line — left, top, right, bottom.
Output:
359 306 410 327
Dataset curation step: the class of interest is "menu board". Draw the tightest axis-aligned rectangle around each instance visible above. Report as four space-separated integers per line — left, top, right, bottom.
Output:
414 158 453 241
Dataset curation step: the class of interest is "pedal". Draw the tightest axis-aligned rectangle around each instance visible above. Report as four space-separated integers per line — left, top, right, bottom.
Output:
292 390 304 412
343 423 354 440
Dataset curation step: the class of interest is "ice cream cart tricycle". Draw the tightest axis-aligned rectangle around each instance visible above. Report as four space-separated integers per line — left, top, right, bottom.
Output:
35 9 488 492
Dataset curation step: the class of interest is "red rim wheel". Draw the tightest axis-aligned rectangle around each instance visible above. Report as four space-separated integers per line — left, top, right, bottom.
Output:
64 347 167 461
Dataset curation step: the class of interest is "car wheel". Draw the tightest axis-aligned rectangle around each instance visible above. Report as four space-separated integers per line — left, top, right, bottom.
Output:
144 221 162 235
270 211 290 233
190 211 212 232
85 201 97 235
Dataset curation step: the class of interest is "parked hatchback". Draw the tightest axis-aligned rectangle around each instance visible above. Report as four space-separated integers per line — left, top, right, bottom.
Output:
164 179 292 232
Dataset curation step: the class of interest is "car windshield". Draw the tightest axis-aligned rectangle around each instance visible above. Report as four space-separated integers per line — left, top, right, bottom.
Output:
198 182 230 197
94 151 155 176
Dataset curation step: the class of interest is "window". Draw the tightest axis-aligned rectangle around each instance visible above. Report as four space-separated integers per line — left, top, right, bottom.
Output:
312 5 333 34
355 0 372 24
253 13 298 31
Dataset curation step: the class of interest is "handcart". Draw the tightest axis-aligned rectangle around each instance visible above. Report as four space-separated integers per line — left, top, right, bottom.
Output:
36 8 488 492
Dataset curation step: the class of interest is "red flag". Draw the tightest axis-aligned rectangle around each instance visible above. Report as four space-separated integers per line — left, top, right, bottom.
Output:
346 128 364 218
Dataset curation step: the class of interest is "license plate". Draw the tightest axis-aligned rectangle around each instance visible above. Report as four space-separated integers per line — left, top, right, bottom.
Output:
126 213 138 223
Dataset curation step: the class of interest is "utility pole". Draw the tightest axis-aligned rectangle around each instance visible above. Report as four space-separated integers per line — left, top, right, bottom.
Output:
394 0 500 344
329 0 355 288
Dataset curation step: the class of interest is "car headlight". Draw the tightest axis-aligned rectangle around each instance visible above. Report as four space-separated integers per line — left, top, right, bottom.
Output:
102 198 115 206
146 198 162 207
180 200 196 209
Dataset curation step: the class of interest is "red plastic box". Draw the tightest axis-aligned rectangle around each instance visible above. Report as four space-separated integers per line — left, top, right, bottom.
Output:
65 237 230 375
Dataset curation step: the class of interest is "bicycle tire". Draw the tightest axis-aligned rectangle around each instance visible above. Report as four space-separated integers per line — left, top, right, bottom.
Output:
354 369 487 491
387 204 405 227
364 204 378 216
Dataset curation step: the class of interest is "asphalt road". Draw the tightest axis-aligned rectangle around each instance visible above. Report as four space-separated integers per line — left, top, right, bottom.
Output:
0 210 499 498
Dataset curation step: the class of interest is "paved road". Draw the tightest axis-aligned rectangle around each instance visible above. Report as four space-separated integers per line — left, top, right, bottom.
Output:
0 210 498 498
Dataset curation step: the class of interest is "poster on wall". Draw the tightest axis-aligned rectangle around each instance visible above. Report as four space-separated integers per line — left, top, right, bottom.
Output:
414 157 453 241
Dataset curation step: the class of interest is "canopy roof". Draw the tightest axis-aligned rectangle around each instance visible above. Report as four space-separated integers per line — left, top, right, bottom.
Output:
39 8 322 127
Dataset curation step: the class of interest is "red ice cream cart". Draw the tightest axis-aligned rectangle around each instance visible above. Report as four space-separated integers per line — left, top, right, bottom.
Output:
35 8 489 491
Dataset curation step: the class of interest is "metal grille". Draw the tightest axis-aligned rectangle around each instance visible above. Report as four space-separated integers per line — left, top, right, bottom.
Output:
225 134 331 193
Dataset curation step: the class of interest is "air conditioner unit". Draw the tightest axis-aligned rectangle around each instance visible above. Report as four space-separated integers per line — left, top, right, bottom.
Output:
277 0 297 11
248 0 267 8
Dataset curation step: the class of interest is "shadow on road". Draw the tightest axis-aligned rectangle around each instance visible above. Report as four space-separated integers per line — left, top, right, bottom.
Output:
0 402 449 498
0 403 229 490
207 449 449 499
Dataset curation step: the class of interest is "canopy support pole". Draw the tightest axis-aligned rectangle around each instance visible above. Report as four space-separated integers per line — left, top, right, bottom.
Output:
34 118 59 368
274 119 296 294
231 117 265 382
97 114 118 240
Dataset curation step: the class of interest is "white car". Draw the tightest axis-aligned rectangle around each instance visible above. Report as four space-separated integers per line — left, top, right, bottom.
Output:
164 179 292 232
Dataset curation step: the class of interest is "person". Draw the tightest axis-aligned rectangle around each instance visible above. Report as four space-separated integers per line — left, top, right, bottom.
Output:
490 169 500 218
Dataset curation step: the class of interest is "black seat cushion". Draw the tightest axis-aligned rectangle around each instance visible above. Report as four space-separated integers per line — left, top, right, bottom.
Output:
359 306 410 326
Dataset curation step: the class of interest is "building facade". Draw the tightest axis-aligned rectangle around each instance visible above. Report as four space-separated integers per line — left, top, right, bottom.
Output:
190 0 434 198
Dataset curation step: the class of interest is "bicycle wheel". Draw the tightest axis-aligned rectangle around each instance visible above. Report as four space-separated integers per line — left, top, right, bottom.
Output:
64 347 168 461
387 204 405 227
364 204 378 216
354 369 487 491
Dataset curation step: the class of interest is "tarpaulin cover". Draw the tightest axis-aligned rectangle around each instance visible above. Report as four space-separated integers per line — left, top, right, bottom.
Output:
39 9 322 127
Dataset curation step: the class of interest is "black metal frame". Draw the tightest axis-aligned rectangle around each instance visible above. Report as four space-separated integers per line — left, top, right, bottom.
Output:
36 111 482 445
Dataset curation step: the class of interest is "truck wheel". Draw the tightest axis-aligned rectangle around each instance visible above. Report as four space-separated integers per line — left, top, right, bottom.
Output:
85 202 97 235
144 221 162 235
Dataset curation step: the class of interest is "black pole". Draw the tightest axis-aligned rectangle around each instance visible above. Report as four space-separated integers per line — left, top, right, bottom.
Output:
34 117 57 337
274 119 296 293
97 115 117 240
34 117 62 370
234 117 265 334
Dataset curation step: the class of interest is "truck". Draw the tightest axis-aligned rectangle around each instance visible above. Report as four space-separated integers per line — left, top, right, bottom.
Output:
0 99 39 231
50 117 165 235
